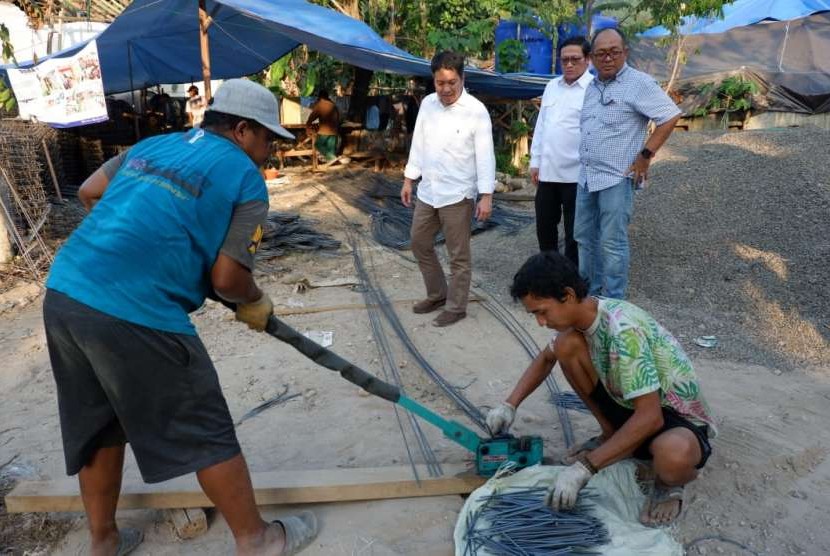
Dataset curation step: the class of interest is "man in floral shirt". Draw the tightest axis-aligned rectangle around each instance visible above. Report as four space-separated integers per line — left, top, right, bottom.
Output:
487 252 715 527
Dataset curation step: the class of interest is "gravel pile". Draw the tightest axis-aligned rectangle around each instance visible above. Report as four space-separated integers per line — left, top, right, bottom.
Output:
472 127 830 371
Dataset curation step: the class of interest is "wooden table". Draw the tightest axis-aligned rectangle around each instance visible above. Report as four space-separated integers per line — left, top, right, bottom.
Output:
276 124 317 171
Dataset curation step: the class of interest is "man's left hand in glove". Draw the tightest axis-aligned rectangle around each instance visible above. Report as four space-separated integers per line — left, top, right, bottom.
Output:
544 457 595 511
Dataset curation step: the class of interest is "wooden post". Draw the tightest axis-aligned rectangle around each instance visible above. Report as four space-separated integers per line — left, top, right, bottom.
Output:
198 0 212 102
311 130 318 172
41 140 63 201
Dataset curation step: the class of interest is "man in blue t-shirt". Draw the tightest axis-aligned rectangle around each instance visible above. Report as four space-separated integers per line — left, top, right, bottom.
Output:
43 79 318 555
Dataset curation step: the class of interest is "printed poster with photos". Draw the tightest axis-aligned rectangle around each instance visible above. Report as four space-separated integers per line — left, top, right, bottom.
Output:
6 40 108 128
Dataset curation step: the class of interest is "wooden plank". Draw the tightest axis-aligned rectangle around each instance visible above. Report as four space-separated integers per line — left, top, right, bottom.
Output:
5 465 484 513
166 508 209 539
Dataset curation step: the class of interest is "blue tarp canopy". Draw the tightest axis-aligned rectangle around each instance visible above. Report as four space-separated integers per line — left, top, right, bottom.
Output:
642 0 830 37
1 0 549 99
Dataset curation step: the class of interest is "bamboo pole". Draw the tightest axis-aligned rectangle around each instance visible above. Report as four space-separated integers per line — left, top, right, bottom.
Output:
198 0 213 102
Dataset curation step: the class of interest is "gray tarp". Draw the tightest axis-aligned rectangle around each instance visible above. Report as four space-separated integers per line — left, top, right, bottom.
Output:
630 12 830 114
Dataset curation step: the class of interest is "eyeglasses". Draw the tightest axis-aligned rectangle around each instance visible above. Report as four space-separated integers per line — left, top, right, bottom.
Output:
561 56 584 66
593 79 617 106
592 49 625 61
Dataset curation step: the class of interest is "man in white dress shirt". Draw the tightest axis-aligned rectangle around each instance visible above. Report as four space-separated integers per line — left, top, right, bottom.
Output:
400 51 496 327
530 36 592 266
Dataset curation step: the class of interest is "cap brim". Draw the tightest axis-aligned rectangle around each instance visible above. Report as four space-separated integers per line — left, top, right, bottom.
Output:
263 122 294 140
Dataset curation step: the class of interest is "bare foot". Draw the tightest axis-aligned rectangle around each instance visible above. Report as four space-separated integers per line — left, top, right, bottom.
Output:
89 531 119 556
640 480 684 527
91 528 143 556
236 521 286 556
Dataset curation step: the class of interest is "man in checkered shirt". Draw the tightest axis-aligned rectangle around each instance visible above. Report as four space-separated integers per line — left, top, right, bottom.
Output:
576 28 682 299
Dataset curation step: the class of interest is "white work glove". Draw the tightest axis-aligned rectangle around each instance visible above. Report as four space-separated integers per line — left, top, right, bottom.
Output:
544 460 594 511
486 402 516 435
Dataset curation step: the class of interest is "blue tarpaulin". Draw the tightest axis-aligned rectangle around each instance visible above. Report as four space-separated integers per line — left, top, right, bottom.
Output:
642 0 830 36
1 0 550 99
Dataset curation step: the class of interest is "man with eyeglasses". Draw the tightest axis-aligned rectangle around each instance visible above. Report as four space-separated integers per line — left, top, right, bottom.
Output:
530 36 593 265
576 27 682 299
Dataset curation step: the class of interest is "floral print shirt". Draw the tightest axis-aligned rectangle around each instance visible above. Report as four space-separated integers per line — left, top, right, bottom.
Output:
576 298 716 435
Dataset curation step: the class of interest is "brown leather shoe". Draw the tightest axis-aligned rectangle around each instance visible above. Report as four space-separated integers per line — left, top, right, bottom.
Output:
432 310 466 327
412 298 446 314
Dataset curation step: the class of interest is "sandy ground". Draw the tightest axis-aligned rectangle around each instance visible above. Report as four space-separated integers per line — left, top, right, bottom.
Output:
1 130 829 555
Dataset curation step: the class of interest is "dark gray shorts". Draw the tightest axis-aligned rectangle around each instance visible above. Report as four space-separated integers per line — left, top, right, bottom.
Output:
44 289 241 483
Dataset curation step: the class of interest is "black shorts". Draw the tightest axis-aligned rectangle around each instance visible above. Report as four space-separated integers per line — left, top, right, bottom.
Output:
590 381 712 469
43 289 241 483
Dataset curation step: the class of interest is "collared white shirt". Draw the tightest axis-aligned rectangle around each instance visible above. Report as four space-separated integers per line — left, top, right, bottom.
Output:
404 90 496 208
530 70 593 183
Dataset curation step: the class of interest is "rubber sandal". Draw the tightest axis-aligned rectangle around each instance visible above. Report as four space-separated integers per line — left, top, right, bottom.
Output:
275 511 319 555
115 528 143 556
641 482 684 528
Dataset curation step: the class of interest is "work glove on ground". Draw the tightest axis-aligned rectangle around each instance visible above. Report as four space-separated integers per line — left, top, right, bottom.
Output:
235 293 274 331
545 459 594 511
486 402 516 436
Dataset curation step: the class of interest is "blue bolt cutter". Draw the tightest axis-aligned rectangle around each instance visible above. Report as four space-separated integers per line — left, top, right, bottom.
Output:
262 314 543 476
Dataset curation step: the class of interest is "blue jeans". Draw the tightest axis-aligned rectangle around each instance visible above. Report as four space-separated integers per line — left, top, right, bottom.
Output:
574 178 634 299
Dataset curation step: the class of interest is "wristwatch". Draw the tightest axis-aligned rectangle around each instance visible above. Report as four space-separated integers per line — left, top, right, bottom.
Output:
640 147 654 159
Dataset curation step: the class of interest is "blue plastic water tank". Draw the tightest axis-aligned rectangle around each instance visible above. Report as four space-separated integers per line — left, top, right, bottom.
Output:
494 19 553 75
555 11 617 74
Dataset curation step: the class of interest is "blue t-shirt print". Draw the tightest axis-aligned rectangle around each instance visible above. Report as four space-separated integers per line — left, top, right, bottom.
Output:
47 129 268 335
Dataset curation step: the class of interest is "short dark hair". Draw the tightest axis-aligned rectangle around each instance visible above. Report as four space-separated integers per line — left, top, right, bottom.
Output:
430 51 465 79
188 85 199 94
592 26 627 48
317 89 330 100
560 36 590 57
510 252 589 301
201 110 265 134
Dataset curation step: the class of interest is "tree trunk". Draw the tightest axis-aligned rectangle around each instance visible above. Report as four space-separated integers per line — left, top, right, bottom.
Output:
511 101 528 174
386 0 396 44
420 0 428 55
584 0 595 38
348 67 373 124
664 35 686 94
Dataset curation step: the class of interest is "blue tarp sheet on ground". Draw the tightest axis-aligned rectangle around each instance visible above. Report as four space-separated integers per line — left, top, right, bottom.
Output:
642 0 830 37
1 0 550 99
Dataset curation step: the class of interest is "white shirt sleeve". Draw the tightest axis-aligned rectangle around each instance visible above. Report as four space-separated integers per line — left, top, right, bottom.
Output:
474 106 496 195
404 105 426 180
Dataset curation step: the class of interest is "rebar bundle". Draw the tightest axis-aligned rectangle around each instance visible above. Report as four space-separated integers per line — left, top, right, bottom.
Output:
351 235 443 478
256 211 341 258
329 173 533 250
549 392 590 414
464 487 609 555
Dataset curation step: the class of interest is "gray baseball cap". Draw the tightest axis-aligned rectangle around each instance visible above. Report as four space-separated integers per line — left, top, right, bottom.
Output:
208 78 294 140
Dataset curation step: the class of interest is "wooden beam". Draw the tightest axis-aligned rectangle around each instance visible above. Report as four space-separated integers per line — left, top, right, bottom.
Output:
166 508 209 539
5 464 484 513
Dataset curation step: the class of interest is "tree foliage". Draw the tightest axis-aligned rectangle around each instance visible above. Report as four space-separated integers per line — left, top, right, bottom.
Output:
0 24 18 113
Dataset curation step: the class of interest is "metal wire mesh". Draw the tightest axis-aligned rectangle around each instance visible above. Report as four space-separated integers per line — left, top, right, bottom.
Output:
0 120 56 232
